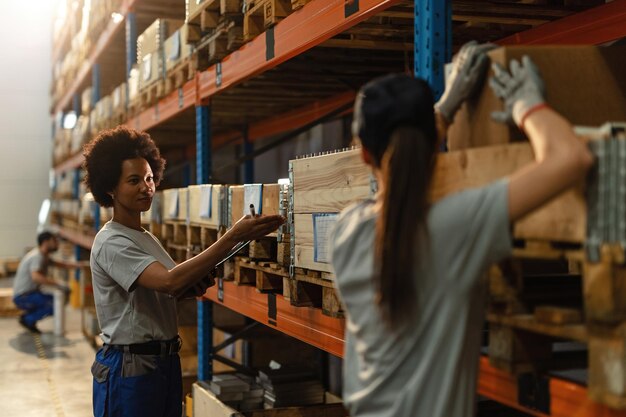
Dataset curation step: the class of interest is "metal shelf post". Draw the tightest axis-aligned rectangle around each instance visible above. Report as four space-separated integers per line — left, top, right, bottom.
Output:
414 0 451 99
243 129 254 184
196 103 213 381
125 12 136 112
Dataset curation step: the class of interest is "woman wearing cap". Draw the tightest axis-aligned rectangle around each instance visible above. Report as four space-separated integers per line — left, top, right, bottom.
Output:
83 127 284 417
331 44 594 417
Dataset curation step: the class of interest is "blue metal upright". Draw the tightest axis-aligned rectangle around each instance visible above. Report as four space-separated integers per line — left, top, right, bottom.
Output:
414 0 452 100
243 129 254 184
91 64 101 232
196 103 213 381
125 12 137 113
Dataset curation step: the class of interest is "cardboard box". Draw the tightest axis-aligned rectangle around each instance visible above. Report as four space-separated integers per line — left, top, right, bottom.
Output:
448 45 626 150
128 66 140 101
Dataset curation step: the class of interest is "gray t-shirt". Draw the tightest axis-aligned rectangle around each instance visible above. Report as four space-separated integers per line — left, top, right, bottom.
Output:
13 248 44 297
90 221 178 345
331 180 512 417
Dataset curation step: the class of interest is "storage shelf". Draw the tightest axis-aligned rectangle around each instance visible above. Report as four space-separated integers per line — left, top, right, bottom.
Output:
52 226 95 250
203 280 345 357
499 0 626 45
53 0 137 115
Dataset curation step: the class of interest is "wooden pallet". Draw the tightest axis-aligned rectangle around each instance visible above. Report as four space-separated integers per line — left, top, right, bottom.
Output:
287 268 343 318
195 19 243 70
162 220 187 246
187 0 221 32
290 0 311 11
138 80 164 109
248 237 277 261
187 222 219 253
243 0 292 42
234 257 288 292
166 242 189 263
161 56 197 97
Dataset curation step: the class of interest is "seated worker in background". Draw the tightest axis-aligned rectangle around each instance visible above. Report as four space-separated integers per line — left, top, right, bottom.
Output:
331 44 594 417
83 126 284 417
12 231 69 333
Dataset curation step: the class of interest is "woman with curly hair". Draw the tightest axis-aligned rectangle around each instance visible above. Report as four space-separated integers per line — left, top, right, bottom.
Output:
83 126 283 417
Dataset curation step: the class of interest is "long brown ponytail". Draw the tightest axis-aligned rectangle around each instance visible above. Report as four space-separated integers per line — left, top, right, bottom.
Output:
375 126 436 327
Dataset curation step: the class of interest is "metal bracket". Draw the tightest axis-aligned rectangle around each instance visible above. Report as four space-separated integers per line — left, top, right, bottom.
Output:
288 161 295 279
227 186 233 229
584 122 626 263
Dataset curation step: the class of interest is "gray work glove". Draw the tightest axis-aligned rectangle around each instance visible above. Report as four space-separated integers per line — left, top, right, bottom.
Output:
435 41 496 122
489 55 545 126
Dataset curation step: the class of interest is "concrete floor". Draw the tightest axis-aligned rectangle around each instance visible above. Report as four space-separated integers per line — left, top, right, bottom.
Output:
0 280 95 417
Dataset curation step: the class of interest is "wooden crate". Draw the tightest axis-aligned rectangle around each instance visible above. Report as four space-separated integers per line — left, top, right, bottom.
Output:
229 184 280 227
188 184 225 228
163 188 189 222
187 0 221 32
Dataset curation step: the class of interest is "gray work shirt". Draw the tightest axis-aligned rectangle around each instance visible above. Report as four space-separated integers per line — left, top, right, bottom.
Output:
13 248 44 297
331 180 512 417
90 221 178 345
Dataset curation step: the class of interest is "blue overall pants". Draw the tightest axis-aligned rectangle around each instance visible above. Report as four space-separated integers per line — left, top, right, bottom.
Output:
13 291 53 326
91 345 182 417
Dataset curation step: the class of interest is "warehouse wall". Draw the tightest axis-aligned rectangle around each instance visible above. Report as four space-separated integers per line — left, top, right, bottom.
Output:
0 1 54 256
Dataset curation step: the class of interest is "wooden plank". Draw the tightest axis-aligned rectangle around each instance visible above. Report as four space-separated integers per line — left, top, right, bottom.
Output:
230 185 244 227
262 184 280 215
431 143 586 243
534 306 583 325
294 245 334 273
487 313 588 343
294 213 314 246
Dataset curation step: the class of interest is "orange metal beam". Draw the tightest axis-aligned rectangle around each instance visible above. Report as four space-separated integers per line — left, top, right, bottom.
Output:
212 90 356 148
499 0 626 45
54 0 137 114
197 0 401 100
125 79 197 131
54 226 95 250
203 280 345 357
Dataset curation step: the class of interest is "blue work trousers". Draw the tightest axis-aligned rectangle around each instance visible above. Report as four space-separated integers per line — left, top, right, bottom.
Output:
13 291 53 325
91 345 182 417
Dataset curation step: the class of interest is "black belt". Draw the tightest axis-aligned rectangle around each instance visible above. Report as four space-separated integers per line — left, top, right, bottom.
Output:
108 336 182 356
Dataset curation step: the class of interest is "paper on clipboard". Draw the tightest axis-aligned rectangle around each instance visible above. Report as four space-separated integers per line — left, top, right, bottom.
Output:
167 189 179 218
313 213 338 264
243 184 262 216
199 185 213 218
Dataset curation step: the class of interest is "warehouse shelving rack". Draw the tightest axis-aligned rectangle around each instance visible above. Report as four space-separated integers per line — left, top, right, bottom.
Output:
49 0 626 415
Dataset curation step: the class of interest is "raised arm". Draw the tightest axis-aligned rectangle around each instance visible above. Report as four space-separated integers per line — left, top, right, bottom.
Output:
136 214 284 297
489 56 594 222
435 41 495 144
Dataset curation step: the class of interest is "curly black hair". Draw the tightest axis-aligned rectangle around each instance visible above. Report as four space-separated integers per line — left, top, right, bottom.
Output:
83 126 166 207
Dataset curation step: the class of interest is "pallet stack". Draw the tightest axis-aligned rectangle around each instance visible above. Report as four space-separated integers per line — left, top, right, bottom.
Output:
185 0 244 69
444 45 626 408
